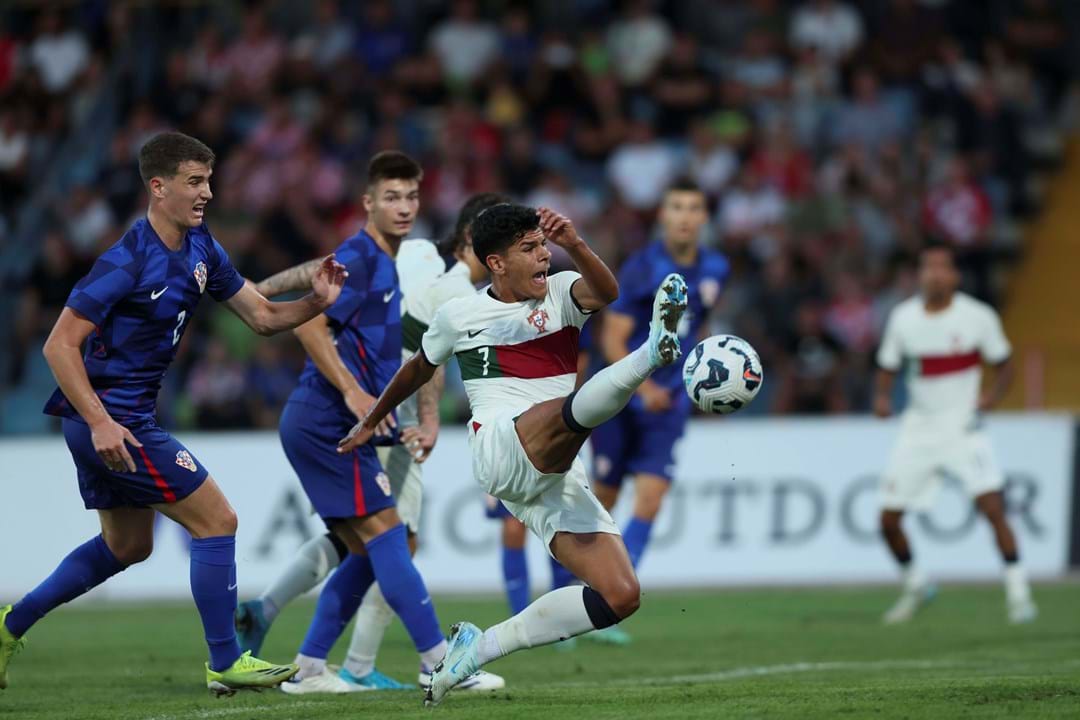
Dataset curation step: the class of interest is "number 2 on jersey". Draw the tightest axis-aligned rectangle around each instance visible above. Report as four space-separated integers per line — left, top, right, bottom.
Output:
172 310 187 346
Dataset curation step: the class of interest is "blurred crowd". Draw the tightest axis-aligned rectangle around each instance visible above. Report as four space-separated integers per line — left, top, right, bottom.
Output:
2 0 1077 431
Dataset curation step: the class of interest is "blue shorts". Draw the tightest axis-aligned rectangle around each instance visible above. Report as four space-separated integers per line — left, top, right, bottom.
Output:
63 417 209 510
590 394 689 488
279 400 395 525
484 494 514 520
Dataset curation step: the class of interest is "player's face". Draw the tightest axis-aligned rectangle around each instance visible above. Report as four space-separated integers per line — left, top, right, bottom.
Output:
918 248 960 300
364 178 420 240
490 228 551 301
659 190 707 249
153 161 212 229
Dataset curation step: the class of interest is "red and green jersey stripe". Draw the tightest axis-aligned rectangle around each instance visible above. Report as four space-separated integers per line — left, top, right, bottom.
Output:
914 351 981 377
457 326 580 380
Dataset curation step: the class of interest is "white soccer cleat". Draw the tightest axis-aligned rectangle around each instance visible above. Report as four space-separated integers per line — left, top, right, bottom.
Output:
424 621 483 706
647 273 688 368
279 667 366 695
419 668 505 692
1008 598 1038 624
882 583 937 625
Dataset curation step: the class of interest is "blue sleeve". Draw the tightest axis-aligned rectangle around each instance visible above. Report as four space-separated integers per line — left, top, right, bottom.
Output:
324 242 371 325
65 240 140 325
206 235 245 302
607 254 653 317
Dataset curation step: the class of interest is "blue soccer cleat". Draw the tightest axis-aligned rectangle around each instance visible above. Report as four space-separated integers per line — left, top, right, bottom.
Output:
424 621 483 706
234 599 271 656
647 273 688 369
339 666 415 690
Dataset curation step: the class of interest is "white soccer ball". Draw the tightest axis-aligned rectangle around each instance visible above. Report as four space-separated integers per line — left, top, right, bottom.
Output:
682 334 763 414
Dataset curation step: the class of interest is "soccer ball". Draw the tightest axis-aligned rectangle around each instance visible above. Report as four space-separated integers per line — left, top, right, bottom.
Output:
682 335 763 414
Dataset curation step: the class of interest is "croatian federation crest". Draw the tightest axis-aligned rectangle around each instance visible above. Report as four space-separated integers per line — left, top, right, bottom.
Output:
375 471 392 497
526 308 549 334
193 261 208 294
175 450 197 473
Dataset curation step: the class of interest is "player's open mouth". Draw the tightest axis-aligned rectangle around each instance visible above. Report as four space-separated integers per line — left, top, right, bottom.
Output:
531 271 547 288
193 205 205 218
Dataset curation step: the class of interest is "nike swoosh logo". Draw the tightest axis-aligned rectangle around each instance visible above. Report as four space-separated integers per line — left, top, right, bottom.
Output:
421 596 432 605
467 329 487 338
383 290 395 303
450 657 464 674
227 583 238 591
150 287 168 300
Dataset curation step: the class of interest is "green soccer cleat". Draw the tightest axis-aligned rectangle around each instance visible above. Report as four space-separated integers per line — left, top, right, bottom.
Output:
0 605 27 690
582 625 632 646
205 651 298 696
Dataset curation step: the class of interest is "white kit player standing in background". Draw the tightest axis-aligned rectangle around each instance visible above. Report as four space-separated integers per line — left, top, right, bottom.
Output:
874 242 1037 625
339 203 689 705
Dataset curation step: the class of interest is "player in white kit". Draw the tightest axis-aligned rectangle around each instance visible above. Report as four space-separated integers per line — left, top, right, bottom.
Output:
339 203 688 705
874 242 1036 625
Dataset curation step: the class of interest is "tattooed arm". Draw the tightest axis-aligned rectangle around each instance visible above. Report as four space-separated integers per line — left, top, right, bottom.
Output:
401 365 445 463
255 258 324 298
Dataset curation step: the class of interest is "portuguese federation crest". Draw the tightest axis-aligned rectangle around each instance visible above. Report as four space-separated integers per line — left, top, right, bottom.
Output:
526 308 549 334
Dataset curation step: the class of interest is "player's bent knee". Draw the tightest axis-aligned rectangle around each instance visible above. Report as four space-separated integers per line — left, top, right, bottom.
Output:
603 575 641 619
109 537 154 566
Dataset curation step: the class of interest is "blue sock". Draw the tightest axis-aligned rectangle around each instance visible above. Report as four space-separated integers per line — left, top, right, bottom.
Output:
366 524 444 653
623 517 653 570
502 547 530 615
298 553 375 659
5 535 125 637
190 536 242 672
549 556 576 591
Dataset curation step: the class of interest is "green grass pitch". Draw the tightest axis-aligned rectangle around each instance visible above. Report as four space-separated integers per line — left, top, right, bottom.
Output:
2 584 1078 719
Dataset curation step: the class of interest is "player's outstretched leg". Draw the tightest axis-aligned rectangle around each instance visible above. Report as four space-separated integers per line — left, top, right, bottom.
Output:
975 492 1037 623
880 510 937 624
235 532 348 655
157 478 297 694
426 532 638 706
339 583 414 690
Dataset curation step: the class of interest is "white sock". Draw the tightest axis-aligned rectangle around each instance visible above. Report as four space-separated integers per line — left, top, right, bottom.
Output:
343 582 396 679
477 586 594 665
901 564 926 592
569 345 653 429
1004 563 1031 604
295 653 327 680
419 639 448 673
260 534 343 623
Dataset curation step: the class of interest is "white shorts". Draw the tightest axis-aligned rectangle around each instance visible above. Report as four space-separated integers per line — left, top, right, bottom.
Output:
376 444 422 533
880 427 1004 512
471 412 619 553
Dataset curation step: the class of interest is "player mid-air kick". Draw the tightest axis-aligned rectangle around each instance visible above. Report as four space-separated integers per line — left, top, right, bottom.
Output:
338 202 689 705
875 241 1036 625
0 132 347 694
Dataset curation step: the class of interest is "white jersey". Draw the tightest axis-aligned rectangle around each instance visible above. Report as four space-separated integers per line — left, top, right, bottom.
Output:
877 292 1011 429
393 239 448 427
421 271 591 426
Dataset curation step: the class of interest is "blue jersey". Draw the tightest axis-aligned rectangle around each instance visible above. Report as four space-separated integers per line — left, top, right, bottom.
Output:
288 229 401 419
608 241 729 392
44 218 244 423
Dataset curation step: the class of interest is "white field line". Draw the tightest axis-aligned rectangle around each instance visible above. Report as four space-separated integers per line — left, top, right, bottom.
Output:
142 699 324 720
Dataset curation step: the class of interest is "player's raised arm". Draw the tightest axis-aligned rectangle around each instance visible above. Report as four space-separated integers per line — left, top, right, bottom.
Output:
339 351 438 453
538 207 618 311
43 308 143 473
253 257 325 298
225 255 347 335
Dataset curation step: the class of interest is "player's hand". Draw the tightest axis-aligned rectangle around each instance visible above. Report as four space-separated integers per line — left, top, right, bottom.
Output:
401 422 438 463
637 379 672 413
873 394 892 418
338 417 377 454
91 418 142 473
537 207 583 249
311 255 348 307
344 387 396 437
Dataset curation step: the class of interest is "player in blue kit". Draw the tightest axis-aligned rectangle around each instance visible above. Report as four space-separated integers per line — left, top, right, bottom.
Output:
591 179 728 629
0 132 346 695
275 152 450 694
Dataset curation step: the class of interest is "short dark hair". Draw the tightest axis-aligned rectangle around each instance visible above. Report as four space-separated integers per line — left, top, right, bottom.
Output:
443 192 511 255
664 176 705 198
366 150 423 189
138 132 215 185
919 238 957 265
470 203 540 271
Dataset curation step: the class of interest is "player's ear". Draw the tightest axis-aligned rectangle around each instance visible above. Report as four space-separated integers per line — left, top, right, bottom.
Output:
487 253 505 276
362 192 373 214
148 177 167 200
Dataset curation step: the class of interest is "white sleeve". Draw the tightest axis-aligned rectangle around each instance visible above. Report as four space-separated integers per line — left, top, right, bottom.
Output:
876 309 904 371
420 302 461 366
979 307 1012 364
547 270 592 328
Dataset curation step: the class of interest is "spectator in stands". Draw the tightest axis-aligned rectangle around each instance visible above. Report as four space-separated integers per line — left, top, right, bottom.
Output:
650 33 714 138
831 68 904 154
788 0 863 65
606 0 671 87
356 0 412 76
606 118 676 211
430 0 500 86
28 9 89 94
